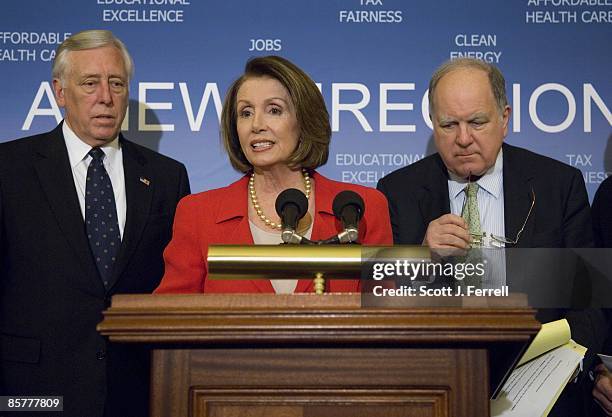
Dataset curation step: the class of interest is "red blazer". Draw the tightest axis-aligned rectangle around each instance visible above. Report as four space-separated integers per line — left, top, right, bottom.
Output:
155 171 392 293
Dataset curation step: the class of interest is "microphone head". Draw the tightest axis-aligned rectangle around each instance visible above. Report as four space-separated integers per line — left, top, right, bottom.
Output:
275 188 309 219
332 190 365 221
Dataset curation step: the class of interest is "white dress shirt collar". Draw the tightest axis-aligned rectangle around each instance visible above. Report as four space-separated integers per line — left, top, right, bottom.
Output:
448 147 504 200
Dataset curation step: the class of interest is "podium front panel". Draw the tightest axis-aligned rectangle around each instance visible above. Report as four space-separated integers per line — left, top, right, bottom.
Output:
151 347 488 417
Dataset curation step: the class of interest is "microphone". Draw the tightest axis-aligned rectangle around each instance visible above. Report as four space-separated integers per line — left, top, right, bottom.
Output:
332 190 365 243
275 188 309 244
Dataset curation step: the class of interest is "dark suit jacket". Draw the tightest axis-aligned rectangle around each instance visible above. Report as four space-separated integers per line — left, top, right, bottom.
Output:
593 176 612 248
591 176 612 416
0 124 190 417
377 143 605 416
155 172 393 293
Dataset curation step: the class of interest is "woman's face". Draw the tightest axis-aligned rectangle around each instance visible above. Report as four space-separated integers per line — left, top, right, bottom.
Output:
236 76 300 171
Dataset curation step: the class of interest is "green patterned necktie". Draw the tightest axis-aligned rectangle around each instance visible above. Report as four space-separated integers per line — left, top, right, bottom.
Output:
462 182 482 244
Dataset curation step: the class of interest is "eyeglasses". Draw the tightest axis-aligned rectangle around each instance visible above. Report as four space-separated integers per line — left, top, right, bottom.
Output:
465 178 536 248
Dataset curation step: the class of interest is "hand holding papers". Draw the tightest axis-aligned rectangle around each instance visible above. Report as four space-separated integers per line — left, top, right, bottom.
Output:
491 319 586 417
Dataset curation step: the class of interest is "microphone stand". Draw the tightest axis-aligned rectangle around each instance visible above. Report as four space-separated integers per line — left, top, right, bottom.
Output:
280 230 359 294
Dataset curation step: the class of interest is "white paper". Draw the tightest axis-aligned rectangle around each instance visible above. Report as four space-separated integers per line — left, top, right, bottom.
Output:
491 344 583 417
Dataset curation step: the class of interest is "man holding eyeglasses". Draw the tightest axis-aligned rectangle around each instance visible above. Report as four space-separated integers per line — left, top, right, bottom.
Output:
378 57 605 417
378 57 590 250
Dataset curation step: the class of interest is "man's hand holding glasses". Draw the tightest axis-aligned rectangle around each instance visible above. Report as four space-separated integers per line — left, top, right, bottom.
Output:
423 213 472 250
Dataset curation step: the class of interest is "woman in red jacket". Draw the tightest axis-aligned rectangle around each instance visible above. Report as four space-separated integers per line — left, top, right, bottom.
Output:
155 56 392 293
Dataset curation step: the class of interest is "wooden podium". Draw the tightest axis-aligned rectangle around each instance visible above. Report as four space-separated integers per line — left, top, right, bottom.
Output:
98 293 539 417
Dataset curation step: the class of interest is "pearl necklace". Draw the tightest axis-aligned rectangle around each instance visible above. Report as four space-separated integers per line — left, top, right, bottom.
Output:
249 170 311 230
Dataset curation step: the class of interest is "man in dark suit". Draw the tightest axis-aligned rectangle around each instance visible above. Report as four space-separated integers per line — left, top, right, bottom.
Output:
377 58 591 250
593 176 612 248
378 141 592 249
377 58 605 416
0 30 190 417
591 177 612 416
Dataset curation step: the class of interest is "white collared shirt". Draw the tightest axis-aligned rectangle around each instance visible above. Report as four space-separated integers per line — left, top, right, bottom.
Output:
447 148 505 241
63 121 126 239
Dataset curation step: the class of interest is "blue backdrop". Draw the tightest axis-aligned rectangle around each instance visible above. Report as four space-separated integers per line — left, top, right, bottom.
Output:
1 0 610 198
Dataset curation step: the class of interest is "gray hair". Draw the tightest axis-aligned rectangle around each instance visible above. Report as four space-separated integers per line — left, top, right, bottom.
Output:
428 58 508 117
52 30 134 83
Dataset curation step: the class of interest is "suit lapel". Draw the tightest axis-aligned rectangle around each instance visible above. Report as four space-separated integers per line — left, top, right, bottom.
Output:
216 176 274 293
419 155 451 226
107 138 153 289
310 172 338 242
33 125 105 296
503 144 536 248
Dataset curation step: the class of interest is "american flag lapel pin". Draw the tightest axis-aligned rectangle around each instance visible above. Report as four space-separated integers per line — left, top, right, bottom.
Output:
139 177 151 186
